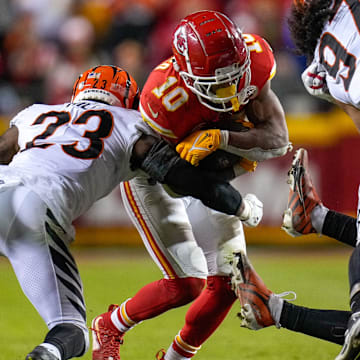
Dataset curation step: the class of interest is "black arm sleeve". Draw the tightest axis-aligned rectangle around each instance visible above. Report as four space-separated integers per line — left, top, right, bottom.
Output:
322 210 357 247
198 150 241 182
164 163 242 215
139 140 242 215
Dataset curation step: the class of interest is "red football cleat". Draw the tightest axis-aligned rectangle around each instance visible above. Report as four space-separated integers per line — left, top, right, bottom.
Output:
91 305 123 360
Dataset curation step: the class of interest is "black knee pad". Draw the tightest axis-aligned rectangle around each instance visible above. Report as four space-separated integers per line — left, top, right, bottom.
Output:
45 323 87 359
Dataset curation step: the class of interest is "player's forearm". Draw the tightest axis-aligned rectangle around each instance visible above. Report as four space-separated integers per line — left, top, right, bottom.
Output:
138 139 242 215
164 165 263 227
220 85 290 161
219 126 290 161
164 163 242 215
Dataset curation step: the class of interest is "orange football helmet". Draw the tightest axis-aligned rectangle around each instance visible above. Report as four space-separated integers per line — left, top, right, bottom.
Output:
71 65 139 109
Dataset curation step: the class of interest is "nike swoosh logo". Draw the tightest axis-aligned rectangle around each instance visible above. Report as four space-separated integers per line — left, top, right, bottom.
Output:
148 103 159 118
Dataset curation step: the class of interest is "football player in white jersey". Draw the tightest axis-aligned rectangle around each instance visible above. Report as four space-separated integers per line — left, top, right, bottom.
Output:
210 2 360 360
0 64 146 360
283 1 360 359
0 64 260 360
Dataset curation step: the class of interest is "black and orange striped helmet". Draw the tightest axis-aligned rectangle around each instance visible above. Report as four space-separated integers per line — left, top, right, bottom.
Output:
71 65 139 109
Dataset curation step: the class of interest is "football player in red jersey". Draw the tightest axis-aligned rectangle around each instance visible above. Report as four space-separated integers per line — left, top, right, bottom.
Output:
0 61 263 360
141 13 290 162
188 2 360 360
91 11 291 360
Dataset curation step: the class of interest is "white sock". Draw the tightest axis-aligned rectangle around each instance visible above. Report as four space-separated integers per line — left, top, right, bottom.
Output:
268 295 283 328
311 204 329 234
110 300 136 333
164 333 200 360
165 345 189 360
40 343 61 360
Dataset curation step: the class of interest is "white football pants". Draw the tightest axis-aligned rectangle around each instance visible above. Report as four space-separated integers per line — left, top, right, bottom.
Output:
120 174 246 279
0 184 88 338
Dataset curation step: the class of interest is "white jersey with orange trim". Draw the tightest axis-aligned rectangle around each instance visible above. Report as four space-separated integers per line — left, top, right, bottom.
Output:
3 100 153 231
313 0 360 107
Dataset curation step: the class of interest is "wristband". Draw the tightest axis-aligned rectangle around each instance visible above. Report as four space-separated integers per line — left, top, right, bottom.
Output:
220 130 229 149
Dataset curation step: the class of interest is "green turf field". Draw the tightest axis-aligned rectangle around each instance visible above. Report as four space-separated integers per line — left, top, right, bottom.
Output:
0 245 353 360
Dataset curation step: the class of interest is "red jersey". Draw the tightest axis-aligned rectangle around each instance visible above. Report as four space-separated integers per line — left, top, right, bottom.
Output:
140 33 276 145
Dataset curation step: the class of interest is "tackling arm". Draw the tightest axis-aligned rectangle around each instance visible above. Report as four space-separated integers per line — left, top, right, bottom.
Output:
133 137 262 226
134 138 241 214
0 126 19 164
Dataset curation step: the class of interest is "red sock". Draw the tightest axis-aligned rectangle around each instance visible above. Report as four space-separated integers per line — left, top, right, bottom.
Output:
179 276 236 348
125 277 205 322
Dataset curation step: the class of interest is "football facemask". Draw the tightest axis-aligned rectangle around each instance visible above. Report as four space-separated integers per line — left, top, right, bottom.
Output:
179 61 253 112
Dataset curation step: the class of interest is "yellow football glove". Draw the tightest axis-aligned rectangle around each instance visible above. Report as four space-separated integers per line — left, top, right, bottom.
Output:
176 129 221 166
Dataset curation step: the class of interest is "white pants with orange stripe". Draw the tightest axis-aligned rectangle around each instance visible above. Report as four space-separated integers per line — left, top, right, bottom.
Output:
120 174 246 279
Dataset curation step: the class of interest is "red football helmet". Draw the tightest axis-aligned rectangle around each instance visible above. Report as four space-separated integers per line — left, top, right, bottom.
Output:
71 65 139 109
172 10 253 112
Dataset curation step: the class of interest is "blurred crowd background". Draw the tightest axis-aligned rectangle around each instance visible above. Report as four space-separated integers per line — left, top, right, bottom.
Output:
1 0 356 246
0 0 335 121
